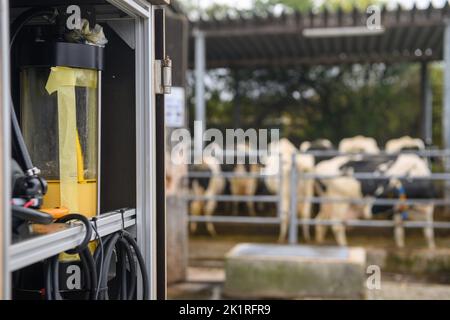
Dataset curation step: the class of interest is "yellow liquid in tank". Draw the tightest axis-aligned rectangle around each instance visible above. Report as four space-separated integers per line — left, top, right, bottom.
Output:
43 180 97 218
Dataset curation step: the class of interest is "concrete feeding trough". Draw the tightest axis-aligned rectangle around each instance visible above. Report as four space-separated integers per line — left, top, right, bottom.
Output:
224 244 367 299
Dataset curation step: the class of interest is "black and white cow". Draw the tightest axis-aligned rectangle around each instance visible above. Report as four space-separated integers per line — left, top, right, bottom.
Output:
300 139 336 164
314 154 435 249
386 136 425 153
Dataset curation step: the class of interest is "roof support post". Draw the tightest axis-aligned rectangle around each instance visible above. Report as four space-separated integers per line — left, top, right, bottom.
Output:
444 22 450 152
194 29 206 157
421 61 433 146
233 69 241 129
443 22 450 200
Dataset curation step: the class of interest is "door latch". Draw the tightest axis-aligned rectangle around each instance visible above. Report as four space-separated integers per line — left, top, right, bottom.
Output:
155 55 172 95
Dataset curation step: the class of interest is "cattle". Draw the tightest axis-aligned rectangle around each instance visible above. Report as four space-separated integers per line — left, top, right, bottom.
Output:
314 153 435 248
314 155 371 246
385 136 425 153
166 147 188 196
229 143 260 216
383 154 435 249
300 139 334 153
300 139 336 164
339 135 380 154
188 144 226 236
262 138 315 242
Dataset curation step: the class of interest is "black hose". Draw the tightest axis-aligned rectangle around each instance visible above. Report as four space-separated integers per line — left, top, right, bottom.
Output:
116 240 127 300
45 248 97 300
97 232 120 300
94 231 149 300
11 205 53 225
122 232 149 300
91 218 104 300
43 222 148 300
44 214 97 300
118 237 137 299
56 214 92 255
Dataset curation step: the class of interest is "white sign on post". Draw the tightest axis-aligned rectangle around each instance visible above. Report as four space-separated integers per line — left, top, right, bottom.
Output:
165 87 185 128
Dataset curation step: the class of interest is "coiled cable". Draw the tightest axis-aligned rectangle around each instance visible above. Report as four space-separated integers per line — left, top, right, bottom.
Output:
44 214 149 300
44 214 98 300
94 230 149 300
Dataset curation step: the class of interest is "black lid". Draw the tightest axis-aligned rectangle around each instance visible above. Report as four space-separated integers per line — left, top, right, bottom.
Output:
20 41 104 71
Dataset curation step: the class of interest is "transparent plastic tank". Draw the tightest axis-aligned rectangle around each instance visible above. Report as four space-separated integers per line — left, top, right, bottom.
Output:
20 66 99 217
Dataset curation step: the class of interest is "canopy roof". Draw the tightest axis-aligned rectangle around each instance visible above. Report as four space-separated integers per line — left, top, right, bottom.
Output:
189 4 450 69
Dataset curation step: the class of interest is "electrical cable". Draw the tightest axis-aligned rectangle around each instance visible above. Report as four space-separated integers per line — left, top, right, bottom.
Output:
94 230 149 300
10 7 56 49
44 214 98 300
11 205 54 225
91 217 104 300
56 214 92 255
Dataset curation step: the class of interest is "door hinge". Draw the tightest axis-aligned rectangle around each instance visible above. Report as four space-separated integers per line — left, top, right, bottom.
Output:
155 55 172 95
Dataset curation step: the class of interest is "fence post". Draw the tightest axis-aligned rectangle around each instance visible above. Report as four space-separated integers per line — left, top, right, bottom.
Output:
276 152 283 219
289 153 298 245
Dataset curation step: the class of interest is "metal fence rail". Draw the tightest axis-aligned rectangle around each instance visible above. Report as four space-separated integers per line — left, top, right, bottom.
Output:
289 149 450 244
186 172 277 178
185 149 450 245
298 173 450 180
189 216 281 225
186 151 284 219
296 149 450 157
297 197 450 206
291 219 450 228
184 194 279 202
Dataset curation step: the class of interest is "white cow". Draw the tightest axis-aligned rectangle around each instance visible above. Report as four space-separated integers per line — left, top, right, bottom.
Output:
166 142 189 196
385 136 425 153
339 136 380 154
229 143 260 216
189 144 226 236
262 138 315 242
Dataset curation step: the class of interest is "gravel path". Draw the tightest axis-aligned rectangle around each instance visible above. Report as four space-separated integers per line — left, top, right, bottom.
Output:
368 281 450 300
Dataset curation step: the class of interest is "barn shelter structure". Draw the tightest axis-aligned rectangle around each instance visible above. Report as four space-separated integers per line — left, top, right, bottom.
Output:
190 3 450 153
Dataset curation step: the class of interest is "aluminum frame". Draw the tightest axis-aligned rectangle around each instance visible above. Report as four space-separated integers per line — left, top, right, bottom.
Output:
0 0 11 300
194 29 206 153
0 0 159 300
10 209 136 272
106 0 157 300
